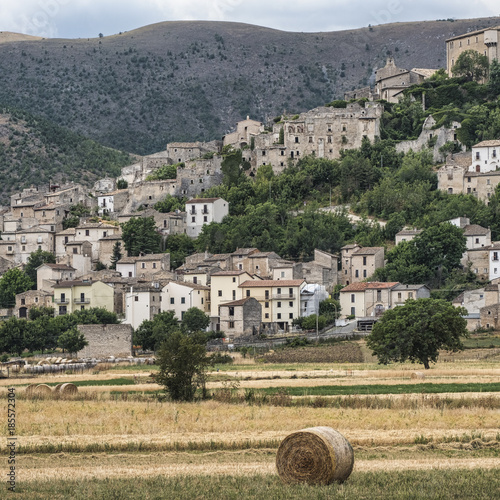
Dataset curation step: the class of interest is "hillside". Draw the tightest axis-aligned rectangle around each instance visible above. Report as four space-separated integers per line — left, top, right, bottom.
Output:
0 107 136 204
0 17 498 156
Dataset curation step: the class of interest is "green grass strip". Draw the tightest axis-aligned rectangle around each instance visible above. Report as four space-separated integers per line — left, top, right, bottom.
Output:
257 382 500 396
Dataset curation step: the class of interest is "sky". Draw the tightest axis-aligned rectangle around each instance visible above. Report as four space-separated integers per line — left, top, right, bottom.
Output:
0 0 499 39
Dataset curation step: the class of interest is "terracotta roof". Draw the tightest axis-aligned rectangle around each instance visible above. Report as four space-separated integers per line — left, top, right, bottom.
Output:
187 198 223 204
463 224 489 236
211 270 249 276
239 279 305 288
248 252 281 259
341 282 399 292
473 139 500 148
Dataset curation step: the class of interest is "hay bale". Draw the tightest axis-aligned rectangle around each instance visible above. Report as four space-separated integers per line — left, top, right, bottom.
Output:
411 372 425 380
33 384 52 396
276 427 354 485
54 383 64 393
59 383 78 395
25 384 37 395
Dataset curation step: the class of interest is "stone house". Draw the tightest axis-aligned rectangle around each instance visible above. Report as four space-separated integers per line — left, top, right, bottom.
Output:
124 285 163 330
37 263 77 292
43 184 90 207
488 242 500 281
77 324 133 359
74 222 120 262
98 234 124 268
162 281 210 322
223 117 263 149
392 284 431 305
239 279 306 331
229 248 260 272
186 198 229 238
299 249 339 293
15 290 53 318
52 279 114 316
33 203 69 232
97 189 129 216
463 224 491 250
446 26 500 76
219 297 262 338
453 288 486 331
341 244 385 285
55 228 76 258
0 227 56 265
116 253 170 279
62 241 93 277
118 208 187 236
395 228 422 245
340 282 399 320
209 270 253 328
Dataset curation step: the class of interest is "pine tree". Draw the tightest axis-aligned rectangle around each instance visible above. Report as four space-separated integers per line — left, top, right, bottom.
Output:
110 241 122 269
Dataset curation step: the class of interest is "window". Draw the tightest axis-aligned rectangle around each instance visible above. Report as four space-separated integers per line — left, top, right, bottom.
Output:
218 290 222 297
141 263 146 269
170 298 175 304
232 277 236 283
262 150 266 156
398 292 402 300
351 294 355 303
280 271 285 278
377 290 382 301
128 271 132 277
309 136 313 143
408 292 413 299
363 256 367 266
350 307 355 316
153 263 157 269
229 307 234 316
363 270 367 278
246 290 250 297
295 137 299 143
289 313 293 319
265 302 269 308
35 297 38 303
229 321 235 328
204 216 208 222
289 288 293 296
135 296 139 302
21 298 25 305
277 313 281 319
494 252 499 261
277 302 281 308
191 217 195 223
85 230 90 236
355 270 359 278
22 246 26 251
181 297 185 304
476 152 480 160
232 290 236 299
289 301 293 307
265 313 269 319
476 238 480 244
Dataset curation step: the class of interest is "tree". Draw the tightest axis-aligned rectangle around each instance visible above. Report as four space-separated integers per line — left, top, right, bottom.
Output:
134 310 179 351
0 268 33 308
0 317 26 355
58 326 88 356
452 50 489 81
116 179 128 189
24 249 56 288
109 241 122 270
489 59 500 95
220 145 245 187
182 307 210 333
121 216 162 256
367 298 467 369
156 330 210 401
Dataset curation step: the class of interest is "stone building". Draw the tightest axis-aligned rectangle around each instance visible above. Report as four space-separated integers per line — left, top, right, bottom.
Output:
341 244 385 285
395 228 422 245
446 26 500 76
37 263 77 292
15 290 53 319
223 117 263 149
77 324 133 359
219 297 262 339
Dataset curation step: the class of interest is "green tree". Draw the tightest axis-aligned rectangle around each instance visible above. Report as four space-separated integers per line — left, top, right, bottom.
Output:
0 317 25 355
154 195 187 213
164 234 195 268
182 307 210 333
58 326 88 356
220 145 245 187
0 268 33 308
488 58 500 95
116 179 128 189
156 330 210 401
121 216 162 256
24 249 56 288
452 50 489 81
134 311 179 351
367 298 467 369
109 241 122 270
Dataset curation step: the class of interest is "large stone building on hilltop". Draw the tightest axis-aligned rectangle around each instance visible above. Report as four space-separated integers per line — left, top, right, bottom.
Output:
446 26 500 76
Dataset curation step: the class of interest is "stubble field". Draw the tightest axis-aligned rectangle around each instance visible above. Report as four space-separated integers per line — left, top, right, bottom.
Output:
2 340 500 499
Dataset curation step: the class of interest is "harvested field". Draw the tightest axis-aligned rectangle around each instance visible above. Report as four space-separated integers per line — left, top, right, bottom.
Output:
259 343 364 363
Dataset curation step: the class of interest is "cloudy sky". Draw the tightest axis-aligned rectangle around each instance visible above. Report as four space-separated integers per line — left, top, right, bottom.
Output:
1 0 499 39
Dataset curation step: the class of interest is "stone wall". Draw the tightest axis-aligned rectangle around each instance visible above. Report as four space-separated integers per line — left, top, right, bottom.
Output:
77 324 133 358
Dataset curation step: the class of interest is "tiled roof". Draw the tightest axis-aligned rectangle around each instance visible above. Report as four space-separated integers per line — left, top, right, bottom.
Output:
392 284 428 291
40 263 76 271
231 248 259 256
239 279 305 288
473 139 500 148
353 246 384 256
220 298 254 307
341 282 399 292
463 224 490 236
211 270 249 276
187 198 222 204
52 280 93 288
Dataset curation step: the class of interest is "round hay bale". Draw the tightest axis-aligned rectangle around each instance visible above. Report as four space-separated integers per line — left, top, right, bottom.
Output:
276 427 354 485
411 372 425 380
33 384 52 396
25 384 37 396
54 383 64 393
59 383 78 395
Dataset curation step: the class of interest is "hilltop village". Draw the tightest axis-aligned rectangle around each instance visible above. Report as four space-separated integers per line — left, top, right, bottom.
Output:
2 24 500 356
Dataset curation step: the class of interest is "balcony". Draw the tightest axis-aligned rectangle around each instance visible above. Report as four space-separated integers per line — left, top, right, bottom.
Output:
74 298 90 304
273 294 296 300
54 298 69 304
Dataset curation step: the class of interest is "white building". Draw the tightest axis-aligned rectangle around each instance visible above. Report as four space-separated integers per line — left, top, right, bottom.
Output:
468 140 500 174
489 242 500 281
124 285 162 330
186 198 229 238
300 284 329 317
162 281 210 322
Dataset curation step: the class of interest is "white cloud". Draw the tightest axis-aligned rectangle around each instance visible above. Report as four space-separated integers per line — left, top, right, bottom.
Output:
0 0 498 38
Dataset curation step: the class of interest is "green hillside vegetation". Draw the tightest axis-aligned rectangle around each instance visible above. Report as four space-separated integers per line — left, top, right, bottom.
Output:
0 18 498 155
0 106 135 203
